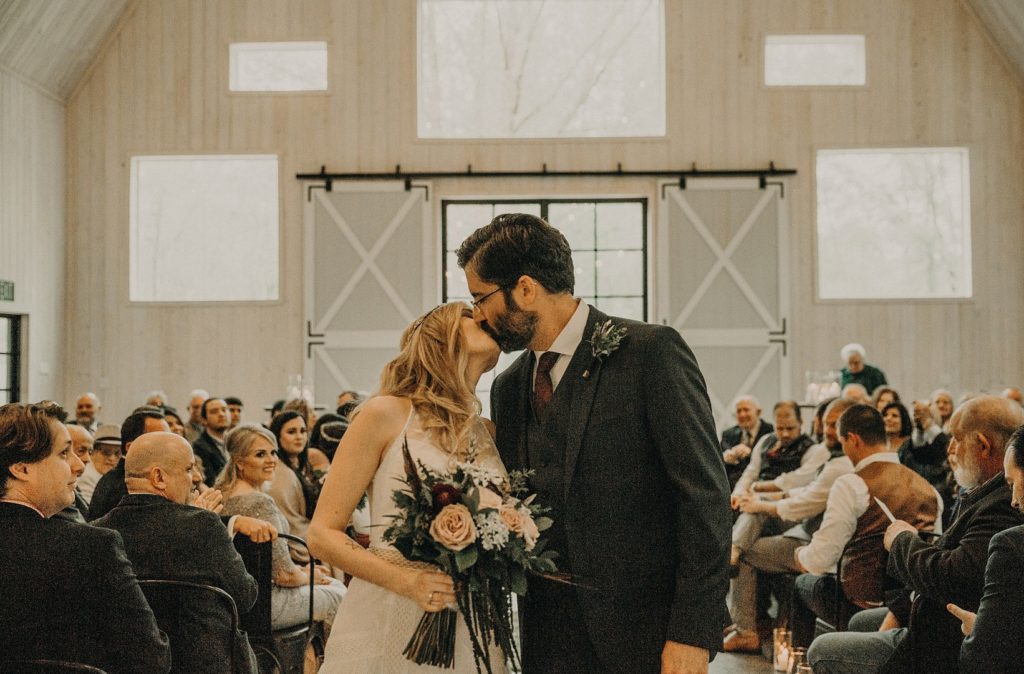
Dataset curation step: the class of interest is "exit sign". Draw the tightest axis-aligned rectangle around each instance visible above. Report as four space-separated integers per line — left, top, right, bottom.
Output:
0 280 13 302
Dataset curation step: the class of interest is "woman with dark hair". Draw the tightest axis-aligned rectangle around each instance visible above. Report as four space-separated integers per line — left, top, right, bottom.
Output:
882 401 913 453
309 413 348 462
161 406 186 438
948 425 1024 673
872 385 901 412
267 410 321 543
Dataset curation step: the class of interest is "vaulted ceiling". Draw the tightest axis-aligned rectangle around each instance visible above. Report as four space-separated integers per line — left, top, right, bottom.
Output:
0 0 130 101
0 0 1022 105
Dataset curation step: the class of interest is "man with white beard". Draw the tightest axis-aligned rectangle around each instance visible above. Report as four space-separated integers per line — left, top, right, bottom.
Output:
807 395 1024 674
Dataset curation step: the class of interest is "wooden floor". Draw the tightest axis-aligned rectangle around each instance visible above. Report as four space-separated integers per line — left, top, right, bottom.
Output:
710 652 775 674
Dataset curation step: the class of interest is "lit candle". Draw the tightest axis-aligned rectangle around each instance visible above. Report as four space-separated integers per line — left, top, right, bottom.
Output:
776 645 790 672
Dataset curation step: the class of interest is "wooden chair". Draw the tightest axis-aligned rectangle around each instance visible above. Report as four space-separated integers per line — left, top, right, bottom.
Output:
233 533 324 674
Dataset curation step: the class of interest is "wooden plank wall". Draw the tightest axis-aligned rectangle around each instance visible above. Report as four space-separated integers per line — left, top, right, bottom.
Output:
0 71 65 402
64 0 1024 421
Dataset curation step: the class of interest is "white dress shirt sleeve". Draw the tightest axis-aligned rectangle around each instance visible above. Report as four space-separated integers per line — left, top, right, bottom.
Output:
772 442 831 491
776 456 854 522
797 473 870 575
731 435 768 498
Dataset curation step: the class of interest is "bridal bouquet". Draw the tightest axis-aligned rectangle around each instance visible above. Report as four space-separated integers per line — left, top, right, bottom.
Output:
383 439 559 674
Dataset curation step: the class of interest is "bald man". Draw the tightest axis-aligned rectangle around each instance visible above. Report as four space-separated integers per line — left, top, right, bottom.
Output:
93 432 259 674
74 393 102 433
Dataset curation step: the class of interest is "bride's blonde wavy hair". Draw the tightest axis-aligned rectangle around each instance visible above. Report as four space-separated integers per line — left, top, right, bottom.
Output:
376 302 480 456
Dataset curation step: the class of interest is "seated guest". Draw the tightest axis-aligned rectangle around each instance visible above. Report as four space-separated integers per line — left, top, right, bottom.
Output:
77 423 120 504
730 401 826 566
54 423 94 523
931 388 955 430
162 406 186 438
1002 387 1022 407
0 401 170 673
217 423 346 630
881 402 912 453
789 404 941 648
947 424 1024 673
268 410 323 543
840 383 870 405
810 397 837 443
193 397 231 487
725 397 857 653
310 413 348 462
907 397 954 518
87 409 169 521
807 396 1024 674
145 390 168 408
72 392 103 433
225 396 244 429
93 432 259 674
720 395 774 489
838 343 887 394
185 389 209 444
871 386 901 413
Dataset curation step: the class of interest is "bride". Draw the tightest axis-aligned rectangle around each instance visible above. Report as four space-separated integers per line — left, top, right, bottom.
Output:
308 302 507 673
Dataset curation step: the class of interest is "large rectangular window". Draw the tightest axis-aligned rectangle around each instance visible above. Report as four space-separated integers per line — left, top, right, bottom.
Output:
816 148 971 300
443 199 647 412
418 0 665 138
129 155 280 303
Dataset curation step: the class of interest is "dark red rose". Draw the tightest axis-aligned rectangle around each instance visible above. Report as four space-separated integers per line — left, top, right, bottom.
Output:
431 483 462 514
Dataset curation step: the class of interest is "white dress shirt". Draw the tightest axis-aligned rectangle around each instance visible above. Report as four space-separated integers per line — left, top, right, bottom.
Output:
797 452 944 575
531 299 589 393
732 437 830 498
912 423 943 447
776 454 855 523
77 462 104 505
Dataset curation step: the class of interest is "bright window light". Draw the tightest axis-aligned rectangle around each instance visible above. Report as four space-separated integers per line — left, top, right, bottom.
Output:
129 155 280 302
418 0 665 138
229 42 328 92
765 35 866 86
816 148 971 300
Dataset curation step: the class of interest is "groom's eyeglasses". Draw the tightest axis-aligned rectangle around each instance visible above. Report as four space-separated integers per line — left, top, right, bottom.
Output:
471 287 503 312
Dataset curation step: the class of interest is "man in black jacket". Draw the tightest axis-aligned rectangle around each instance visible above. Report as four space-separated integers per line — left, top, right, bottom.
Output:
0 401 170 673
807 395 1024 674
94 431 259 673
193 397 231 486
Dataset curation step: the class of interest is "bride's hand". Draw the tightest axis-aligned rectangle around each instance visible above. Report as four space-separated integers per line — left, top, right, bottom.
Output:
403 569 456 612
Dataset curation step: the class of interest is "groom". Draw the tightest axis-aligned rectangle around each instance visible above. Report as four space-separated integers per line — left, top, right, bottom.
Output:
457 214 731 674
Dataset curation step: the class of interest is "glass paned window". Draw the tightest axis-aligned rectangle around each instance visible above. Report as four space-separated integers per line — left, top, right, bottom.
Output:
765 35 866 86
442 199 646 414
0 315 20 403
816 148 971 299
129 155 280 302
418 0 665 138
229 42 328 92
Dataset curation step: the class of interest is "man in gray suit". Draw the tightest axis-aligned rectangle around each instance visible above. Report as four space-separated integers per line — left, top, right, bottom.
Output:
94 432 259 673
457 214 731 674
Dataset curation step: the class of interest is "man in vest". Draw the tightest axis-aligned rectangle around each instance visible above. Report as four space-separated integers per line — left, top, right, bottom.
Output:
788 404 941 647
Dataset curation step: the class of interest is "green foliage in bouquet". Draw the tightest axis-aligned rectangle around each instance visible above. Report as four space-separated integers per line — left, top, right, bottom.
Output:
383 437 559 673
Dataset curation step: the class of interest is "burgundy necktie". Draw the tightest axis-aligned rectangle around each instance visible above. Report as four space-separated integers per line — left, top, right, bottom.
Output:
533 351 559 419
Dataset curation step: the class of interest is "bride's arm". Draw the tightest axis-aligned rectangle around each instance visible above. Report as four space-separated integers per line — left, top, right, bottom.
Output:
307 396 455 611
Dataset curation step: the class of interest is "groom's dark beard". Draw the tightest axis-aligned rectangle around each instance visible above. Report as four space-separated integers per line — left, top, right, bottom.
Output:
482 295 538 353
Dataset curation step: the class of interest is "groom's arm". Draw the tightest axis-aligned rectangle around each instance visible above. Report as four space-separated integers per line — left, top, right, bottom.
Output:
640 325 731 654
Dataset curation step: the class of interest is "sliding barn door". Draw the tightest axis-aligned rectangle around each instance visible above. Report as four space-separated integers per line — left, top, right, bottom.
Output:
303 182 435 403
657 178 790 429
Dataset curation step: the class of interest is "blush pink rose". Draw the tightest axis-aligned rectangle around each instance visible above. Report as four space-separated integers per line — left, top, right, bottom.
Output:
499 504 524 534
519 509 540 551
430 504 477 551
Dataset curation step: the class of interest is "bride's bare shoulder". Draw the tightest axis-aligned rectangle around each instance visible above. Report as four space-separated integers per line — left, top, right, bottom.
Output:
352 395 412 431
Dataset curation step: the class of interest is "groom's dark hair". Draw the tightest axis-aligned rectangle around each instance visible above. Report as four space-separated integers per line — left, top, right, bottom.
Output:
456 213 575 294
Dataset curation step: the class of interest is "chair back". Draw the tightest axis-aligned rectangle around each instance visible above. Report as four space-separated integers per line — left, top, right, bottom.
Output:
137 579 242 674
232 536 275 637
0 661 107 673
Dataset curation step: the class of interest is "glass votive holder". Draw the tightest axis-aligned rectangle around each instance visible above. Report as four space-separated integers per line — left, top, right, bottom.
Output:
787 647 808 674
773 627 792 672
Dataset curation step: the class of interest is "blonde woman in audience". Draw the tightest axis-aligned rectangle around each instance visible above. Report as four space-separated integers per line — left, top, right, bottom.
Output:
216 423 346 630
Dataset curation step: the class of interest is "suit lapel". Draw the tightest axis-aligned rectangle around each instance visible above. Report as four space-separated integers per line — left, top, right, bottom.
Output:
562 306 608 501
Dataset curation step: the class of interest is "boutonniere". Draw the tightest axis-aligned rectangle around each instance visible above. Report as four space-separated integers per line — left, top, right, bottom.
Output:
583 320 627 379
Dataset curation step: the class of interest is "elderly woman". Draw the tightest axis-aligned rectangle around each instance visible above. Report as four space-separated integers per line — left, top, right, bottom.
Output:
216 423 346 630
839 343 887 394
